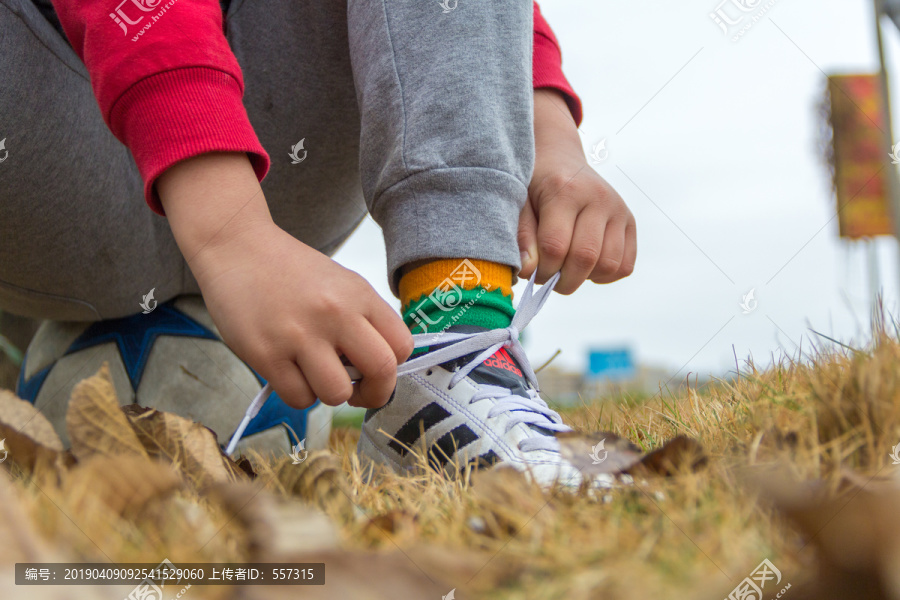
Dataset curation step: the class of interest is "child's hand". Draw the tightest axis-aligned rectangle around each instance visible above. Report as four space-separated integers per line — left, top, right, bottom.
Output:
158 153 413 410
519 89 637 295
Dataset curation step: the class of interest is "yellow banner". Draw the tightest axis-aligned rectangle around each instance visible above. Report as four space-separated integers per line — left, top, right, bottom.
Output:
828 74 893 239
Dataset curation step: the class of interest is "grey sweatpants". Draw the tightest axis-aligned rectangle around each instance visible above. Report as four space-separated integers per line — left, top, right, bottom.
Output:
0 0 534 321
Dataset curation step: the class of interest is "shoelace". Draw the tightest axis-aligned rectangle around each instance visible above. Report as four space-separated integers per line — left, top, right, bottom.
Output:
225 271 569 455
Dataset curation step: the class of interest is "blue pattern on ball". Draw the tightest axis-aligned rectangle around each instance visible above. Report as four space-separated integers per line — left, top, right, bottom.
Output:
16 300 318 445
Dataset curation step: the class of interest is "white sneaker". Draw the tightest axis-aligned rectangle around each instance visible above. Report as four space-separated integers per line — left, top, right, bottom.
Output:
358 273 608 489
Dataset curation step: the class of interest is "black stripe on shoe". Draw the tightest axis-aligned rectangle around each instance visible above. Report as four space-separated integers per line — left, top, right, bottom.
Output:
465 449 501 470
428 424 480 469
387 402 451 456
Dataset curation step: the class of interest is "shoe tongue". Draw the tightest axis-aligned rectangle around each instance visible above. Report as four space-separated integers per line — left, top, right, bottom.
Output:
435 325 531 398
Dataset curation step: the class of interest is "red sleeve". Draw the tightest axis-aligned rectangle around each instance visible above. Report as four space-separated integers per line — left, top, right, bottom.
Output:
50 0 270 214
533 2 583 126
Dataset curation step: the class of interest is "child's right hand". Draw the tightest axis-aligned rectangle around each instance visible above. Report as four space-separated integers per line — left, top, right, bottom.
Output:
157 153 413 410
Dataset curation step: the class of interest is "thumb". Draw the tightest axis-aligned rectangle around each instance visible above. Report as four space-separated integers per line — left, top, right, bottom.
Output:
517 200 539 278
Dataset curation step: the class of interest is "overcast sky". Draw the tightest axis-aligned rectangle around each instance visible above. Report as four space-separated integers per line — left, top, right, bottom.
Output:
334 0 900 381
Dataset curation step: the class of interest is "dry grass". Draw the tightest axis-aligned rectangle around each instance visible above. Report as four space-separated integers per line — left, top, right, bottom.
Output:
4 328 900 599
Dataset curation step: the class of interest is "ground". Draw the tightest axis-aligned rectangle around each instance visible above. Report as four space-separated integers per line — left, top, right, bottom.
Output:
1 328 899 600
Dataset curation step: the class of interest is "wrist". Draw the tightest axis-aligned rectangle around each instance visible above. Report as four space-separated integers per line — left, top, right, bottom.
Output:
533 89 585 167
158 152 275 276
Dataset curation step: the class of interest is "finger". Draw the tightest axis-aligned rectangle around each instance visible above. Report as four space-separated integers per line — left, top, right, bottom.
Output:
517 201 539 279
535 197 578 284
557 205 607 294
366 294 414 363
617 219 637 279
342 320 399 409
296 344 354 406
589 218 628 284
265 359 317 409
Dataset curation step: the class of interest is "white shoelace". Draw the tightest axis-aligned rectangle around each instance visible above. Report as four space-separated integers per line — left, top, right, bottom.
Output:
225 271 570 455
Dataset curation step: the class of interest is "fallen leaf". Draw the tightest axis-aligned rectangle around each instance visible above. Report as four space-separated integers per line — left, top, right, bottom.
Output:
0 390 73 476
0 476 118 599
275 451 353 516
205 481 340 561
62 455 182 517
362 509 418 545
627 435 707 476
122 404 241 488
556 431 643 475
0 471 61 563
65 364 148 461
234 456 257 478
556 431 706 478
746 467 900 600
471 466 552 537
0 390 63 449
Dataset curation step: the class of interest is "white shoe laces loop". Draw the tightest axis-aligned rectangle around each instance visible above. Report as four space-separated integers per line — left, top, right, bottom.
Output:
226 272 567 455
397 271 559 387
400 271 570 453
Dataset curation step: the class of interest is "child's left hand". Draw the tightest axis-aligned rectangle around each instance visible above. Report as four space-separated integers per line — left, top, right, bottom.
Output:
519 89 637 295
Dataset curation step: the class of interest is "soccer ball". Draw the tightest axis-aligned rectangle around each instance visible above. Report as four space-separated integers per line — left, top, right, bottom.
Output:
15 296 332 455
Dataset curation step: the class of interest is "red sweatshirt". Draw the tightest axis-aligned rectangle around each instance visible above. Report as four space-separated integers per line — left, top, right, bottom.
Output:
51 0 581 214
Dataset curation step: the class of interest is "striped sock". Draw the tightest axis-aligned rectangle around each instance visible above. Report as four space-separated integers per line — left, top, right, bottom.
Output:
399 259 514 334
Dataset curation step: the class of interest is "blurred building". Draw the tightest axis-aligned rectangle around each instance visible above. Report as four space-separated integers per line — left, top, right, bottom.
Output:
537 362 676 406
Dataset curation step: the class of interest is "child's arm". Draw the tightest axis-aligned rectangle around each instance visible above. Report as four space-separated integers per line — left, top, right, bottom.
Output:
49 0 412 409
520 90 637 295
522 7 637 295
157 153 413 409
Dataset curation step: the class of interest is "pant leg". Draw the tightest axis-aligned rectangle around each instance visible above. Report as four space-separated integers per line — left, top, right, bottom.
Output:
224 0 368 257
0 0 366 320
346 0 535 294
0 0 190 321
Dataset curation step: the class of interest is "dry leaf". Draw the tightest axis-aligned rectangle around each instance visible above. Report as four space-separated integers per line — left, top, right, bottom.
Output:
556 431 643 475
471 466 552 537
66 364 148 461
275 451 353 515
0 389 63 449
557 431 706 478
0 390 73 475
62 455 182 517
747 467 900 600
206 481 340 561
362 509 419 545
627 435 707 476
122 404 241 488
234 456 256 478
265 502 341 558
0 471 61 563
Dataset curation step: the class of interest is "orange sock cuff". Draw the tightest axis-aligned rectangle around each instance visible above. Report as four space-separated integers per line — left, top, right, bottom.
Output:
399 259 513 309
